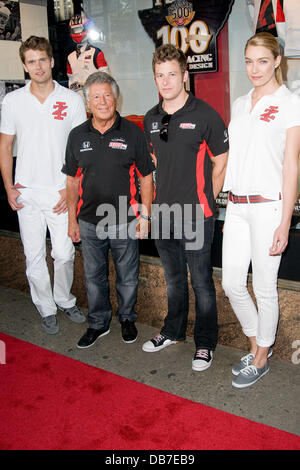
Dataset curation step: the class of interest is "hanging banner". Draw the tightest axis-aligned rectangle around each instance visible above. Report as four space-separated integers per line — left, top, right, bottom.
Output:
138 0 235 74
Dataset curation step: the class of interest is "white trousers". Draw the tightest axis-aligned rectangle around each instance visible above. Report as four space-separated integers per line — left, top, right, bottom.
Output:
17 189 76 318
222 200 282 347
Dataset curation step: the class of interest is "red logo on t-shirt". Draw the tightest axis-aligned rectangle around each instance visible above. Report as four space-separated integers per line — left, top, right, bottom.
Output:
260 106 279 122
52 101 68 120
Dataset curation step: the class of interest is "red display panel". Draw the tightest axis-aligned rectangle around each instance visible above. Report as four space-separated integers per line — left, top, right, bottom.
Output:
193 23 230 126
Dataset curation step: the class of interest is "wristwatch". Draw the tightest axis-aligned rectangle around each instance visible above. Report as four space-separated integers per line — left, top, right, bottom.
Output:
140 214 152 221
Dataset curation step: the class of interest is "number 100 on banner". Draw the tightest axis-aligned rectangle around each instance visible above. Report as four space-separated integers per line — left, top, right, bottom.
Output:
157 21 216 73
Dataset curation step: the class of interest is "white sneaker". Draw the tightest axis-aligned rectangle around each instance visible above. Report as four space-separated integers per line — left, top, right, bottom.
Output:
142 333 177 352
192 349 213 371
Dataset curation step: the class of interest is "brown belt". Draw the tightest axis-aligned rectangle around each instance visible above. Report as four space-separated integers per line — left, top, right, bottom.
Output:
228 191 282 204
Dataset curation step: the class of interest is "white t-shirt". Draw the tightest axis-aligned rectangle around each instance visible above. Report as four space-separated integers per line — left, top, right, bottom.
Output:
223 85 300 198
0 80 87 190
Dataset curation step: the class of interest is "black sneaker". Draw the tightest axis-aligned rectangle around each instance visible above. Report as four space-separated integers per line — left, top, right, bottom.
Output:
121 320 138 343
142 333 177 352
192 349 213 371
77 327 110 349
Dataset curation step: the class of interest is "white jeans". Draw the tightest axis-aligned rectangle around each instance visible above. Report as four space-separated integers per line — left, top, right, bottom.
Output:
222 200 282 347
17 188 76 318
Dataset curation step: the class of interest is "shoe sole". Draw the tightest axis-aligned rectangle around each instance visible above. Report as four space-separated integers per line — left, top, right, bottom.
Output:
232 367 269 389
122 335 138 344
232 349 273 376
142 341 178 352
77 328 110 349
42 326 59 335
192 361 212 372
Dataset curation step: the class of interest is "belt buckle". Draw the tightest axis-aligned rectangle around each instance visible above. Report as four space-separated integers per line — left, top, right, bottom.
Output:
230 192 237 204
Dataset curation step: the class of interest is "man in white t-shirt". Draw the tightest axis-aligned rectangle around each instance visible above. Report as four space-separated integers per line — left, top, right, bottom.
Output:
0 36 87 334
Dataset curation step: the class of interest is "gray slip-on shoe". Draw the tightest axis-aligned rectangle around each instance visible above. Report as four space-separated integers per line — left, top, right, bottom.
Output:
232 349 273 376
42 314 59 335
59 305 86 324
232 364 270 389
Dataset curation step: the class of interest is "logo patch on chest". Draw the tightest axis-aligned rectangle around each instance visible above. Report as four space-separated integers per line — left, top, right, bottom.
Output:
80 141 93 152
259 106 279 122
52 101 68 120
179 123 196 129
151 122 159 133
109 141 128 150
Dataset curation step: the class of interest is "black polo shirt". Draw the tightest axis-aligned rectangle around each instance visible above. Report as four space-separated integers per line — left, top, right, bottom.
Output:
143 92 228 219
62 113 154 225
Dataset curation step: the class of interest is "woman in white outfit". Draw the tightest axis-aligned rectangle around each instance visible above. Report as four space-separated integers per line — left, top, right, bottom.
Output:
222 32 300 388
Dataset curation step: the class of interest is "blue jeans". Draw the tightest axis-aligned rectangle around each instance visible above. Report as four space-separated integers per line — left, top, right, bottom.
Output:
155 217 218 350
79 219 139 329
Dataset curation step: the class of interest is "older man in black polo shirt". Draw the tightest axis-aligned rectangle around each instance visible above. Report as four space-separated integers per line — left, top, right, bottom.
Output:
63 71 154 348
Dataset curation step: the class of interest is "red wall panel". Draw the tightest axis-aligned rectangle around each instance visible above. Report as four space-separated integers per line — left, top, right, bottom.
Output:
193 23 230 126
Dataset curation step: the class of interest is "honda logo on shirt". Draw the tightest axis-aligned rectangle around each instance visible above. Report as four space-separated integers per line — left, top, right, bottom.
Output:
151 122 159 133
80 141 93 152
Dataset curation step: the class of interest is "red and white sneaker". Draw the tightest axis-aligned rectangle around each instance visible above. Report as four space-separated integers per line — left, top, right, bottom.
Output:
192 349 213 371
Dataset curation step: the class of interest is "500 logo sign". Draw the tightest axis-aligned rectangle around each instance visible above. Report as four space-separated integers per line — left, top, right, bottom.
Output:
139 0 234 73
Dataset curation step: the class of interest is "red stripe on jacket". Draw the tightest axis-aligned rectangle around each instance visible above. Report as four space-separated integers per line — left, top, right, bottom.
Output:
196 141 213 218
75 168 83 216
129 163 139 217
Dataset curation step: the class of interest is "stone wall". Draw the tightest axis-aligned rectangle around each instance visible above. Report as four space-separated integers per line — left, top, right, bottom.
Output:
0 233 299 362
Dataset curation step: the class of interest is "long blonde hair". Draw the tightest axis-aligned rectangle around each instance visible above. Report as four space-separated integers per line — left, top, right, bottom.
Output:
245 32 283 85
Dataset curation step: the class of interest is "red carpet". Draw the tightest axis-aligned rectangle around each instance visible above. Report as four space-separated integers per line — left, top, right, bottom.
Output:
0 332 299 450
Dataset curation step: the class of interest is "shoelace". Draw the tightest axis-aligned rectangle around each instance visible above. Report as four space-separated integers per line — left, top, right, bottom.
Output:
153 334 165 344
195 349 209 359
241 365 258 376
240 353 255 367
